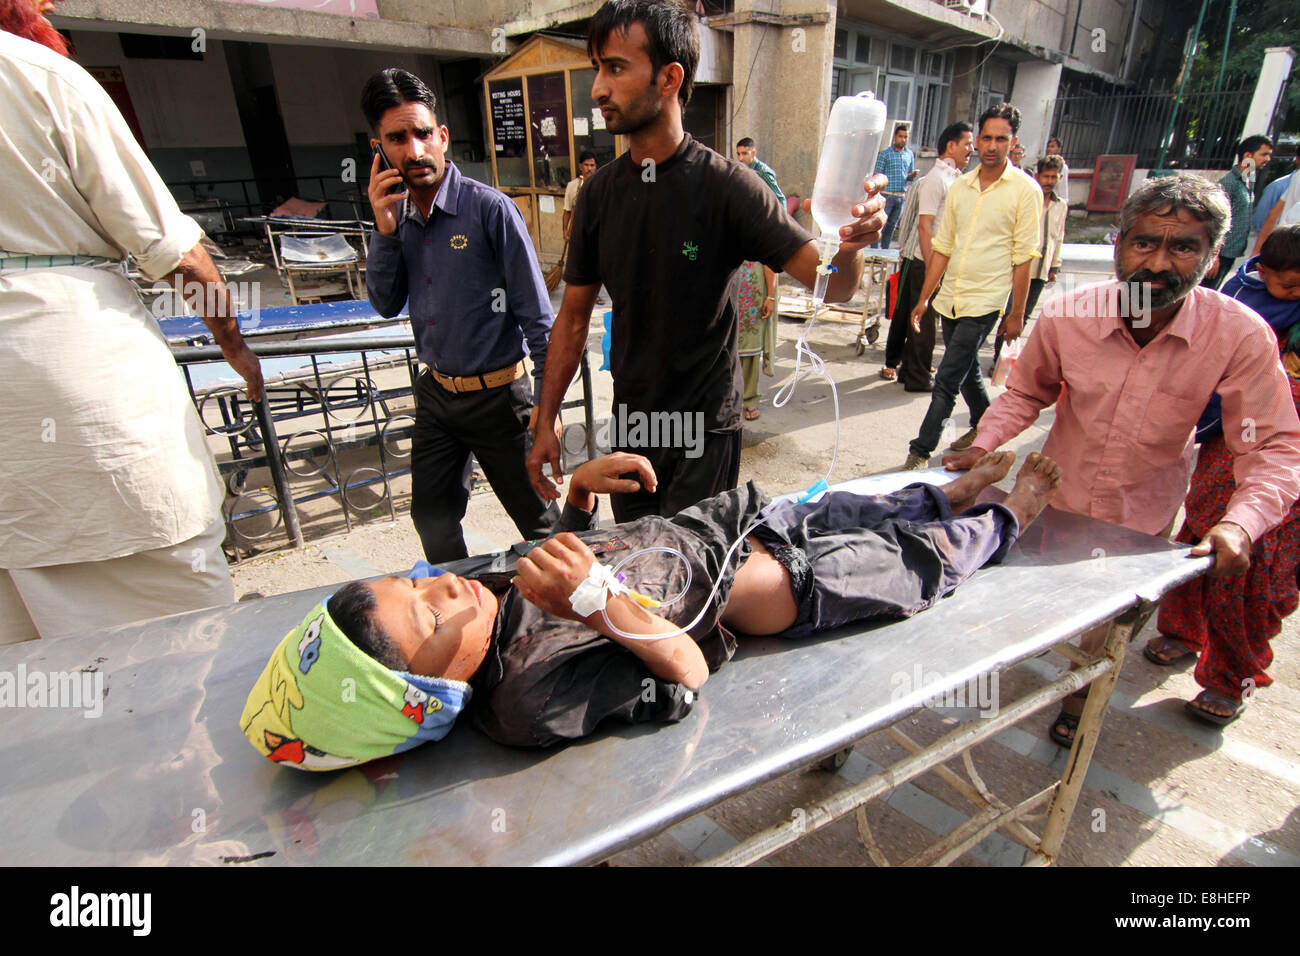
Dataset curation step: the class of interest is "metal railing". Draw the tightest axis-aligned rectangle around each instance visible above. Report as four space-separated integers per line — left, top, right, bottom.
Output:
167 176 371 232
1051 84 1254 170
173 335 595 558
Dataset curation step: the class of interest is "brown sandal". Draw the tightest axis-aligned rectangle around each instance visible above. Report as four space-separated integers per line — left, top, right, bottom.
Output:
1185 690 1244 727
1143 636 1197 666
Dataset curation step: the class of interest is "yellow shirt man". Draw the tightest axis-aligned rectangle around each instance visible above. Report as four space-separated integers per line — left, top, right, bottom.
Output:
902 104 1043 469
930 162 1043 320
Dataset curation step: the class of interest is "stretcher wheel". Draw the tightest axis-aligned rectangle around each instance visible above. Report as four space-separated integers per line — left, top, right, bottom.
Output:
226 468 248 496
854 336 866 356
819 747 853 773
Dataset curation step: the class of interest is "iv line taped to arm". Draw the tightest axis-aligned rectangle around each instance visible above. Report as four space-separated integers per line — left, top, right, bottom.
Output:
584 246 850 640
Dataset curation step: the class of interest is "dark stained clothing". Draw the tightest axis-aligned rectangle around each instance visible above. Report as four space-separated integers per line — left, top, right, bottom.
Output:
467 484 1019 748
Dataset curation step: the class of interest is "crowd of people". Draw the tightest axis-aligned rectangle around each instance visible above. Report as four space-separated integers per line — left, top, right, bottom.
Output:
3 0 1299 772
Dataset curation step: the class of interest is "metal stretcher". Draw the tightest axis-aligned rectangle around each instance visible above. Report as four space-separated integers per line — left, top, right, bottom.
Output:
0 471 1210 866
158 299 409 347
852 249 901 355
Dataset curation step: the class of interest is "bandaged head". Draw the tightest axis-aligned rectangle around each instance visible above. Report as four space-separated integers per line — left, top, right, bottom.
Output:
240 561 471 771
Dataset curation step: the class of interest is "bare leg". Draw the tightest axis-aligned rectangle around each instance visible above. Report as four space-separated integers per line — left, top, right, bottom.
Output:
938 450 1016 514
725 454 1061 639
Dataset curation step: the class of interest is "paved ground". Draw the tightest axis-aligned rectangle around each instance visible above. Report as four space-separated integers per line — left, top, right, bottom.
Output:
224 272 1299 867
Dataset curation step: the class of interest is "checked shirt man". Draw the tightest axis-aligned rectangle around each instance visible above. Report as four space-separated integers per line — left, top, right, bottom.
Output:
364 69 558 562
873 123 917 249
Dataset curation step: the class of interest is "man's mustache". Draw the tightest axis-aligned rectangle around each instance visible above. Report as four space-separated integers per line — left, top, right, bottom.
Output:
1128 270 1180 287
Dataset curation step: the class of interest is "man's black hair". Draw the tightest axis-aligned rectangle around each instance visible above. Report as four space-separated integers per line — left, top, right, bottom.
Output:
1036 154 1065 175
1259 224 1300 273
893 123 909 137
977 102 1021 137
578 148 597 163
736 136 755 149
937 121 972 156
1047 135 1062 148
329 581 409 670
361 68 438 132
587 0 699 109
1236 134 1273 162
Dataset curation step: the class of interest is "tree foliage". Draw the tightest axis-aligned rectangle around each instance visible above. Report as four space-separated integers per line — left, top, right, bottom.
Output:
1188 0 1299 115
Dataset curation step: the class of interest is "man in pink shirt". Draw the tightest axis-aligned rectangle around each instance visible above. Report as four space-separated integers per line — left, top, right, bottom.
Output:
943 173 1300 744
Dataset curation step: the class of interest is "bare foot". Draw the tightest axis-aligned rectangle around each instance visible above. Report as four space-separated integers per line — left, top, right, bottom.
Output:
1001 451 1061 529
941 450 1016 513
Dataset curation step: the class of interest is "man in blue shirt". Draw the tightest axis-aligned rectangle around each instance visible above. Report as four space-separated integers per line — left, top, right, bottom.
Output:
873 123 917 249
1253 148 1298 234
364 68 559 562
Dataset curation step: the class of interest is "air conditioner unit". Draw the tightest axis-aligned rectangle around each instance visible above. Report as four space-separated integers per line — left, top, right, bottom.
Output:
945 0 989 17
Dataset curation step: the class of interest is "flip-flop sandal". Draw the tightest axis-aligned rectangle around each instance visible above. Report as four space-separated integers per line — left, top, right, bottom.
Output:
1048 709 1080 748
744 407 760 421
880 367 897 381
1143 636 1197 666
1184 691 1244 727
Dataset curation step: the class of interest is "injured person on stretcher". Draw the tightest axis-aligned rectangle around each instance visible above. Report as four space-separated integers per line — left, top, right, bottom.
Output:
241 451 1061 770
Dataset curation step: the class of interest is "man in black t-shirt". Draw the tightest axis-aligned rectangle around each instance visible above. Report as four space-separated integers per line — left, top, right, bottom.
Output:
526 0 889 522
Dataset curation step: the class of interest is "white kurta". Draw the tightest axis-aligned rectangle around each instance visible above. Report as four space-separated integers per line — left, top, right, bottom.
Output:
0 32 223 569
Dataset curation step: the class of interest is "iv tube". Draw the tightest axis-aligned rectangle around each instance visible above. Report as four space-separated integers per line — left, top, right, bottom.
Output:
597 505 780 642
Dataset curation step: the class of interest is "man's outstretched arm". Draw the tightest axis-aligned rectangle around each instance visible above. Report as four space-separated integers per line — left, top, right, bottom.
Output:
943 309 1065 470
1205 333 1300 575
781 173 890 303
171 243 263 401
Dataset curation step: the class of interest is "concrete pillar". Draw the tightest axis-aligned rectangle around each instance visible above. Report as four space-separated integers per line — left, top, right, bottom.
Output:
730 0 836 211
1011 60 1063 162
1241 46 1294 141
730 16 767 163
949 48 979 127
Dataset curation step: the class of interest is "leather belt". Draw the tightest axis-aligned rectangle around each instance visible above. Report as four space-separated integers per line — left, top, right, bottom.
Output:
429 359 525 393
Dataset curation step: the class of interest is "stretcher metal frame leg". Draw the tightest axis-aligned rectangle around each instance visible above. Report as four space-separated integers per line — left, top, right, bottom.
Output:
854 256 893 356
695 600 1156 867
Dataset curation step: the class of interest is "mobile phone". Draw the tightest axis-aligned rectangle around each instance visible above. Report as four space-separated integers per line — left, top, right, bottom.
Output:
371 142 403 194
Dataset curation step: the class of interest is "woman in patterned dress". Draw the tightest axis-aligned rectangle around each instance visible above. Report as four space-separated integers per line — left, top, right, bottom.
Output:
1146 229 1300 725
736 260 777 421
